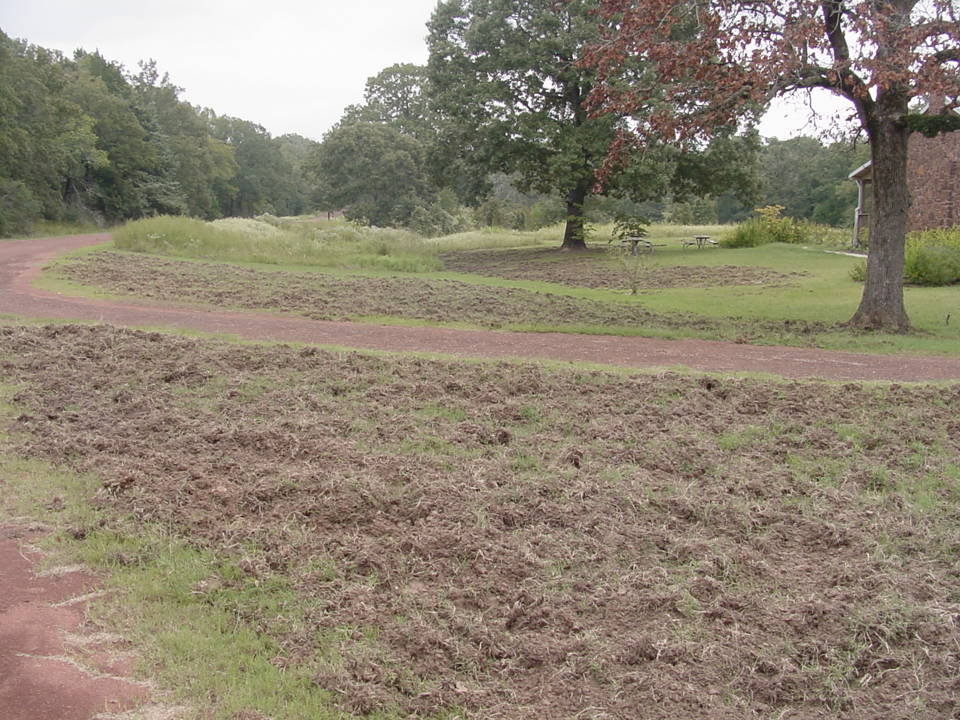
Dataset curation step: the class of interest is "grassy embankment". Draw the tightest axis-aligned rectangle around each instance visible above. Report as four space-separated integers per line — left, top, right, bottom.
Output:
38 214 960 355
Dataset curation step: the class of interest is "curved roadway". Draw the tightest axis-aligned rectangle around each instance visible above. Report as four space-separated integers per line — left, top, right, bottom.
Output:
2 234 959 382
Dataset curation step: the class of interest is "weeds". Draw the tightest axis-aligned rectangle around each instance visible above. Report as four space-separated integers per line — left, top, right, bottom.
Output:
114 215 441 272
721 206 848 248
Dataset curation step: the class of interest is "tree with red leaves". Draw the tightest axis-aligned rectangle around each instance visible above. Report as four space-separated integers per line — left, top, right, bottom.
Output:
586 1 960 331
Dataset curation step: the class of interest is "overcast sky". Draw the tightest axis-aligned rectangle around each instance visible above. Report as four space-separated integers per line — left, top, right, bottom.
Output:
1 0 849 142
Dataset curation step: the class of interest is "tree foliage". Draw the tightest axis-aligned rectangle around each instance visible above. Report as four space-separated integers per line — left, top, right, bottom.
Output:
426 0 630 248
0 31 315 236
587 0 960 330
760 137 868 226
342 63 435 141
306 122 433 227
426 0 759 249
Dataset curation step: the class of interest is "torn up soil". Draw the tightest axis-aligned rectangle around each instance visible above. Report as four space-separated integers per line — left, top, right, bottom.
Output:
3 324 959 719
53 250 830 342
439 246 806 290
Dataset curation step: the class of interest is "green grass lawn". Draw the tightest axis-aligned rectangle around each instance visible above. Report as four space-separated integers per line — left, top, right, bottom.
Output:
611 243 959 353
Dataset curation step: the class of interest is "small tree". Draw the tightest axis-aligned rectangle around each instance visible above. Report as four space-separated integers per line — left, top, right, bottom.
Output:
305 122 432 227
610 213 650 294
587 0 960 331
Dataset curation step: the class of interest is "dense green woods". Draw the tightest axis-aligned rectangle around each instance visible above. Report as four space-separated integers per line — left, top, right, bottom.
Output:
1 21 865 239
0 30 316 236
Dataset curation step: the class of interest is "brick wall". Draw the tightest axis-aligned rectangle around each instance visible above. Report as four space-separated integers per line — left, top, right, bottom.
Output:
907 131 960 231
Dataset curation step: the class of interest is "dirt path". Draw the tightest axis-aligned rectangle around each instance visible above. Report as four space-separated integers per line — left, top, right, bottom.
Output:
2 234 959 382
0 525 149 720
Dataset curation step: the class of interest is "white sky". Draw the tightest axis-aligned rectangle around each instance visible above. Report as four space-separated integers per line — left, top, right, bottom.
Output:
1 0 849 143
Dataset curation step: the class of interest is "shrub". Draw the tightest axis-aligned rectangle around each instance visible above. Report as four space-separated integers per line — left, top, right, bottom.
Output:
475 197 525 229
612 214 650 242
905 245 960 285
525 198 566 230
849 227 960 286
849 260 867 282
409 202 462 238
720 219 768 248
904 227 960 286
719 206 846 248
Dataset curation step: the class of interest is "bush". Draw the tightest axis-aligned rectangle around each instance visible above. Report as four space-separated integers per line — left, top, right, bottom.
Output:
475 197 526 229
408 200 473 238
849 260 867 282
612 214 650 242
849 227 960 286
720 219 769 248
525 198 566 230
904 227 960 286
720 205 845 248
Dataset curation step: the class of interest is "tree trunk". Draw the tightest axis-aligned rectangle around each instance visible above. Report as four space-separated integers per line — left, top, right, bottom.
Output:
561 180 590 250
848 96 911 331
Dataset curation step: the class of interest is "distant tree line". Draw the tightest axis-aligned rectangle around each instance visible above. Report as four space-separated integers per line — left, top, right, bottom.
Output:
1 21 868 241
0 30 316 237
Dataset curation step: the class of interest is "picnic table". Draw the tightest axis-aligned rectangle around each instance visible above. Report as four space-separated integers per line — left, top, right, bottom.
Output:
620 236 665 255
682 235 717 249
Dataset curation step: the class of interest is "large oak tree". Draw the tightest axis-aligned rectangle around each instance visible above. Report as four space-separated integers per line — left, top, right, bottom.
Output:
587 0 960 330
427 0 758 249
427 0 622 249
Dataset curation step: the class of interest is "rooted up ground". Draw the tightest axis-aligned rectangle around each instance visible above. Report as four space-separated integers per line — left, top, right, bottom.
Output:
2 324 959 719
53 250 828 342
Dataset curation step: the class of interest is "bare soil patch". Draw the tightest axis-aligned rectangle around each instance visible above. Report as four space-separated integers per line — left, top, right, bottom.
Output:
3 324 959 719
0 526 148 720
55 250 828 342
439 247 805 290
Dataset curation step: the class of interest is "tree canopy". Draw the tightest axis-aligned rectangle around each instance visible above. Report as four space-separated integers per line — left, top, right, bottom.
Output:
587 0 960 330
0 31 316 236
425 0 759 249
427 0 619 248
305 122 433 227
760 137 868 226
341 63 435 141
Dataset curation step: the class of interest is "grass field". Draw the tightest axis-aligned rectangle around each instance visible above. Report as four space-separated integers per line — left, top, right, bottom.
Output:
2 323 958 719
43 217 960 354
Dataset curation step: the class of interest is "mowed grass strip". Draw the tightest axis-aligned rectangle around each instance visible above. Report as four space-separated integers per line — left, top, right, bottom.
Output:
2 324 959 719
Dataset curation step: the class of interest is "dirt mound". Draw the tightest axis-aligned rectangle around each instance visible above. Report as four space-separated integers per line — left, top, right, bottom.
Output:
3 324 959 719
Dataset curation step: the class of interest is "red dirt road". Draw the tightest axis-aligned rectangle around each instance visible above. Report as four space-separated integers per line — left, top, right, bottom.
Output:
0 526 148 720
1 233 959 382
